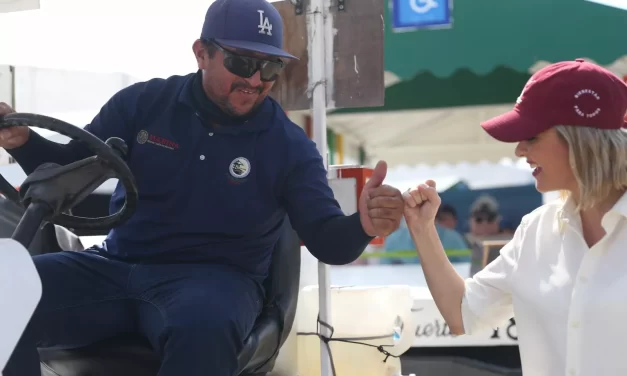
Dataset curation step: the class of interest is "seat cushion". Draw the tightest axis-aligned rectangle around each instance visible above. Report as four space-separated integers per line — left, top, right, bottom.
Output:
39 336 159 376
53 225 84 252
39 309 281 376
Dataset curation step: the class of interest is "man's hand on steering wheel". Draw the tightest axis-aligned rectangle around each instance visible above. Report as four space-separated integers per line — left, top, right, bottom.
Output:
0 102 30 149
0 108 139 230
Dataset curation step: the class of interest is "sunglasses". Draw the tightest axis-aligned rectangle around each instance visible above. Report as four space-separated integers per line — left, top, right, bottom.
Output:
209 40 285 82
473 216 497 224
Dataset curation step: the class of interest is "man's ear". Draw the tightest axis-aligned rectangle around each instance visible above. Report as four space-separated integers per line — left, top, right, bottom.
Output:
192 39 207 68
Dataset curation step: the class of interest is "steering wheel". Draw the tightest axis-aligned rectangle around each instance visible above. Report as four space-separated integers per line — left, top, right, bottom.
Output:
0 113 138 230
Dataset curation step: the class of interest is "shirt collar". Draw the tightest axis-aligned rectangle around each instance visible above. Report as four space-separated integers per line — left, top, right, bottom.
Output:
555 195 578 234
610 190 627 218
555 191 627 234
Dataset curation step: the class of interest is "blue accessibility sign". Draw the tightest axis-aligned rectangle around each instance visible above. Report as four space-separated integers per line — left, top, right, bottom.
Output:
391 0 453 31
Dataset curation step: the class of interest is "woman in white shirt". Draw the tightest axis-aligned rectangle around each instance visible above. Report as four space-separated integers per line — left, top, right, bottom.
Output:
403 59 627 376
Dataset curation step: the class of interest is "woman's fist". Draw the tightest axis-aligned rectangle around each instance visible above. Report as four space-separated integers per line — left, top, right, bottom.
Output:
402 179 441 226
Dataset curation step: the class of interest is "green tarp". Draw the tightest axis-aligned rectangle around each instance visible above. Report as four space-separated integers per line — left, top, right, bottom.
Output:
385 0 627 80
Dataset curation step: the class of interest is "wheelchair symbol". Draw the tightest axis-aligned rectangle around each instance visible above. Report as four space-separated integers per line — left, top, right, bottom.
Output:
409 0 438 14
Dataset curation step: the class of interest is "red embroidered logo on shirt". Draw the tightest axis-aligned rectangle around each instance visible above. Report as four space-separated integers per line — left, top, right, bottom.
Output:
136 130 179 150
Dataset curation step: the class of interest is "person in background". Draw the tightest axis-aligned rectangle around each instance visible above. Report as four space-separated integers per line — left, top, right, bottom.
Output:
468 195 501 237
464 195 508 254
402 59 627 376
382 218 415 265
436 203 458 230
383 202 468 265
436 203 469 262
499 219 516 235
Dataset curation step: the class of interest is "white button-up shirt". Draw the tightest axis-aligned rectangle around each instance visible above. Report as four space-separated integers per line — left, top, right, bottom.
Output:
461 193 627 376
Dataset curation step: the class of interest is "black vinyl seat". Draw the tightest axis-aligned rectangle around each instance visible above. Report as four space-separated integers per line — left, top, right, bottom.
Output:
0 198 301 376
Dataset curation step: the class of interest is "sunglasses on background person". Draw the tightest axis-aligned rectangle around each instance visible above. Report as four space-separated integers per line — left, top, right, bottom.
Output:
472 214 498 224
207 39 285 82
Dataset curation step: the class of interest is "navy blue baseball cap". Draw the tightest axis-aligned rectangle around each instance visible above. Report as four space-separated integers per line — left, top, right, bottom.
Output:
201 0 297 60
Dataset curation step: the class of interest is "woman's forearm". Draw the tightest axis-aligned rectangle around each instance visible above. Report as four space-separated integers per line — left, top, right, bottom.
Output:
409 223 466 334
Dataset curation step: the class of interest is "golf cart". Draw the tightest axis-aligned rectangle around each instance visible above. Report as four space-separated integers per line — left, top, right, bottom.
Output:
0 113 301 376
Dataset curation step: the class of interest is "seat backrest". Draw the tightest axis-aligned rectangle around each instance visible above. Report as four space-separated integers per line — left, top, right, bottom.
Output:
262 216 301 346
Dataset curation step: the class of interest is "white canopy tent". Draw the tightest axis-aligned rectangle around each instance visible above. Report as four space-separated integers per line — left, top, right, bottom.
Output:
327 103 519 167
385 158 534 192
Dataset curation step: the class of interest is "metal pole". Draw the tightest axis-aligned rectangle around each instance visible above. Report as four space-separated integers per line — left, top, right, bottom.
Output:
308 0 333 374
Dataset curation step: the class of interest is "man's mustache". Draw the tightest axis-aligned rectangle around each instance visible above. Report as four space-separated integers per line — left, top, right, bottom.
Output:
231 83 263 93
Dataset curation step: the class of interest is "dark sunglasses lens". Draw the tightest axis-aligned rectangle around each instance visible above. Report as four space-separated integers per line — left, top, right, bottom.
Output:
224 53 284 82
475 216 495 224
224 56 256 78
259 61 284 82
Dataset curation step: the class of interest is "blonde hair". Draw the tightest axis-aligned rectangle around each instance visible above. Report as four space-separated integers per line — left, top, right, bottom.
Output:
554 125 627 210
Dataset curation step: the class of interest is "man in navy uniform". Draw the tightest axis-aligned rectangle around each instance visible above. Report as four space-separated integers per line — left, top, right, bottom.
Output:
0 0 404 375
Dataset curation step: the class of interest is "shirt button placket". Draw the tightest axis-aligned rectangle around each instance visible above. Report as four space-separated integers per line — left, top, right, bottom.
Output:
194 113 216 164
566 260 589 375
565 302 582 375
566 242 601 376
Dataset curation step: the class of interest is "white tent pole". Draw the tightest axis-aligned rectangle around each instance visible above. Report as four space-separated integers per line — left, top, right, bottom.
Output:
308 0 333 374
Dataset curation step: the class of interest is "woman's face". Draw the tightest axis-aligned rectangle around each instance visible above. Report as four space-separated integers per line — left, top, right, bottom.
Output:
515 128 577 193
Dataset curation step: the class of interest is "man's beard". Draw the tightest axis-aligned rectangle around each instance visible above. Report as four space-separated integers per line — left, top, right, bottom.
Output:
224 98 263 118
201 74 265 119
222 83 264 118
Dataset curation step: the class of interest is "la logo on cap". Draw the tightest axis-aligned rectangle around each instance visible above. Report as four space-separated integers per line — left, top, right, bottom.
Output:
257 10 273 35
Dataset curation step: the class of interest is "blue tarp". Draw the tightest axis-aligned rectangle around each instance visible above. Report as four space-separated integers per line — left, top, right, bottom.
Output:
440 183 543 234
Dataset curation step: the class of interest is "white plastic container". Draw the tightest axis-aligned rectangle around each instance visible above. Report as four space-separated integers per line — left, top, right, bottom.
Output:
270 247 319 376
296 285 415 376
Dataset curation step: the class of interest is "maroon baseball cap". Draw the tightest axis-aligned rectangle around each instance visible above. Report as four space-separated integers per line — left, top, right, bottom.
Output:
481 58 627 142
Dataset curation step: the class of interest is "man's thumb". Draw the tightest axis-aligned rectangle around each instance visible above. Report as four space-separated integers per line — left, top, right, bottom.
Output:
365 160 387 189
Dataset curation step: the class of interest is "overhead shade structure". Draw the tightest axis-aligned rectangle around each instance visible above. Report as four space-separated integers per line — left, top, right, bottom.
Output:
329 103 518 166
385 160 535 191
328 0 627 166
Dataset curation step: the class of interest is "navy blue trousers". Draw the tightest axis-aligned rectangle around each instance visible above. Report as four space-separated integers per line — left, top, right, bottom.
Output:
3 250 263 376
